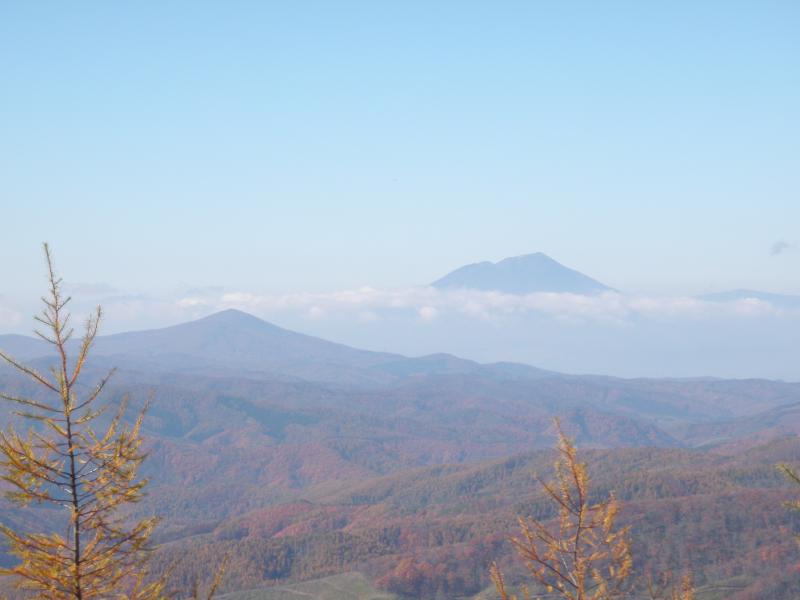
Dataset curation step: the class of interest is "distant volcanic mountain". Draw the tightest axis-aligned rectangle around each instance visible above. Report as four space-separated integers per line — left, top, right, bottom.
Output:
431 252 613 294
0 309 548 385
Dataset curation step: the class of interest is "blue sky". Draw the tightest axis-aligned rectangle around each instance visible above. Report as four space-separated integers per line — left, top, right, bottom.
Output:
1 2 799 378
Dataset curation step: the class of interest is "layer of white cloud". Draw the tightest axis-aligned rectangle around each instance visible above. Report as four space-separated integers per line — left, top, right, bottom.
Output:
8 286 789 336
5 287 797 379
178 287 792 323
0 304 22 328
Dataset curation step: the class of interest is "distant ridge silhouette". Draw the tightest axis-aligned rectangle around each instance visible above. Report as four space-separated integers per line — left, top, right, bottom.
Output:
432 252 613 294
0 309 551 385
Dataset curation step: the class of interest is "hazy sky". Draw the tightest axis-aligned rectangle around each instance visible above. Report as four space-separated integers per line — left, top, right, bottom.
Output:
2 2 800 378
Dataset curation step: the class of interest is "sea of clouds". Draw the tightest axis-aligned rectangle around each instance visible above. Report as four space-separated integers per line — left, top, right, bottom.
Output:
177 287 789 323
3 285 798 380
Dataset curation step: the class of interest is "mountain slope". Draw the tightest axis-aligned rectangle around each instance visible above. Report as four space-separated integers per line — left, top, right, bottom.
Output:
217 573 397 600
153 438 800 600
90 309 404 382
0 334 55 360
1 310 543 386
4 310 800 598
0 310 407 385
431 253 612 294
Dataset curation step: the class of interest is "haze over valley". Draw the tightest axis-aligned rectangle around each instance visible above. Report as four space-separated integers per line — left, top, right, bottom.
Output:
2 3 799 599
3 304 800 597
3 252 797 380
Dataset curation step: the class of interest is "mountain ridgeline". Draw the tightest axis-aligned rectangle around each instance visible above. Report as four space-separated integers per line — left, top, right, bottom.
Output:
1 310 800 598
431 253 800 312
431 252 613 294
1 309 799 453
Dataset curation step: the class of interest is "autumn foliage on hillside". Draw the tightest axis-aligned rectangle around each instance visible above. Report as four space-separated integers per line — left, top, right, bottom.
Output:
132 437 800 599
491 421 633 600
0 247 799 599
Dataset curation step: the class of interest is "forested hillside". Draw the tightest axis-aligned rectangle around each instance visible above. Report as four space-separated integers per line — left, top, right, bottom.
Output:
1 312 800 598
145 438 800 599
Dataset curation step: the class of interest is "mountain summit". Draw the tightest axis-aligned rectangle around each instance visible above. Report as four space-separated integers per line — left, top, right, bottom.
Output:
0 309 399 383
431 253 613 294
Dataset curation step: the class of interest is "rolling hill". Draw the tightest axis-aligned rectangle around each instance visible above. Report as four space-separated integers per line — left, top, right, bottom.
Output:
3 310 800 598
152 438 800 599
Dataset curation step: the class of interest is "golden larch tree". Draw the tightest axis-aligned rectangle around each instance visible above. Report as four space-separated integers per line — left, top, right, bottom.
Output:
490 420 633 600
0 244 164 599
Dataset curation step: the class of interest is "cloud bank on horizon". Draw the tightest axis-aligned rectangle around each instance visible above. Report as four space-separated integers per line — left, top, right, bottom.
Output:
3 250 799 381
4 249 799 337
191 287 791 323
3 284 800 380
4 283 792 333
174 252 799 324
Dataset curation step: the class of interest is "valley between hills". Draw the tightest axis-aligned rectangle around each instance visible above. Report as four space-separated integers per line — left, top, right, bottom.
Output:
1 309 800 599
